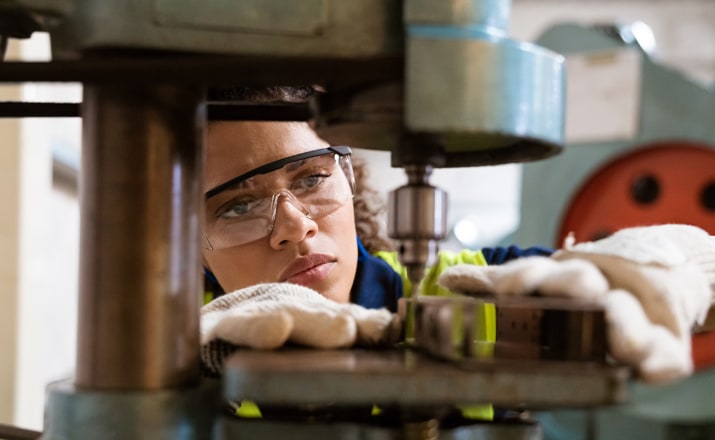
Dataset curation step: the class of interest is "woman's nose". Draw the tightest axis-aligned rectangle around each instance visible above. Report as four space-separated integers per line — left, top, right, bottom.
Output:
268 194 318 249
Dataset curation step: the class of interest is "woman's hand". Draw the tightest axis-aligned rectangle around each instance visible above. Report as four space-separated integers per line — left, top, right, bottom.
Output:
438 224 715 384
200 283 401 375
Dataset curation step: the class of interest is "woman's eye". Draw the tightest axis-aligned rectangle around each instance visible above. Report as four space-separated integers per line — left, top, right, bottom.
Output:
219 197 261 219
295 173 330 191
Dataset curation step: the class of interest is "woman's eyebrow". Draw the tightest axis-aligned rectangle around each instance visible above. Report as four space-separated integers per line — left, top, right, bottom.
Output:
213 156 321 198
220 176 261 193
284 158 310 173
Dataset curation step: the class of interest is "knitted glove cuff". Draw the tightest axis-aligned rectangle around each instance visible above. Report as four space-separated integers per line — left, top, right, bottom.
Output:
200 282 400 376
201 339 238 378
202 283 320 314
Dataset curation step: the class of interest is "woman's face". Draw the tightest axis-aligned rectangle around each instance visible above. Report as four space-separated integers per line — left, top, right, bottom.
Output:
202 121 358 303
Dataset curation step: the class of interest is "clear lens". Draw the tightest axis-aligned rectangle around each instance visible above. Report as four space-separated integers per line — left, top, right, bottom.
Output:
205 152 354 250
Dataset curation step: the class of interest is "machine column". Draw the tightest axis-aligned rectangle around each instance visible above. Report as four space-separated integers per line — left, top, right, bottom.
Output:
76 84 204 390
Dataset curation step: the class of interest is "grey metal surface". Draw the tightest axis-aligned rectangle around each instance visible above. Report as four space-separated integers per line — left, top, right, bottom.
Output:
47 0 402 58
41 379 219 440
76 84 204 389
405 0 511 30
405 34 564 160
222 349 629 408
404 0 565 164
218 416 543 440
154 0 326 37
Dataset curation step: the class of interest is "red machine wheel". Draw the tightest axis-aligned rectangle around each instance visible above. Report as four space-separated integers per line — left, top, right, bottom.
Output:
558 140 715 244
557 140 715 370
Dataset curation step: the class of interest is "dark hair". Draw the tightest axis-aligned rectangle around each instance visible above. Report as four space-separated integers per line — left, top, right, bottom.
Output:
351 157 394 253
207 85 317 103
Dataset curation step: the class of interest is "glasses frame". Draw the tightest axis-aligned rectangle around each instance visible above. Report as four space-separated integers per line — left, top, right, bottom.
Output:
203 146 355 250
205 145 353 199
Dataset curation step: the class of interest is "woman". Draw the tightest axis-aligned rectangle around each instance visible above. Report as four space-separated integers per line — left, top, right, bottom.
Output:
200 86 715 388
199 86 510 421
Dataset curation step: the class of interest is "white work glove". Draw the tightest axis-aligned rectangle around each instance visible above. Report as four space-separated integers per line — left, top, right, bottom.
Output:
200 283 400 376
438 224 715 384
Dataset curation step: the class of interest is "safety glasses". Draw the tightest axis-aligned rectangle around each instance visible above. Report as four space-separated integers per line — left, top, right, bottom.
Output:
204 146 354 250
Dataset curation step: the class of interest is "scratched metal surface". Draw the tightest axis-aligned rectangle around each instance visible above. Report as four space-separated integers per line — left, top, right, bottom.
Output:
222 348 629 409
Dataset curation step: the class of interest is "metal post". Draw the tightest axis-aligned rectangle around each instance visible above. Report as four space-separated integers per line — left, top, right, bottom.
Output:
76 84 204 390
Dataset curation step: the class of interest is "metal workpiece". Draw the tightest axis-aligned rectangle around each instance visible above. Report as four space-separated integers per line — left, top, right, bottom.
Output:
412 295 608 364
42 379 220 440
221 349 629 408
76 84 204 390
0 0 72 20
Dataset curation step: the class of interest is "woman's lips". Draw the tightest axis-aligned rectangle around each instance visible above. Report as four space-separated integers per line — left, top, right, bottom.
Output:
279 254 336 286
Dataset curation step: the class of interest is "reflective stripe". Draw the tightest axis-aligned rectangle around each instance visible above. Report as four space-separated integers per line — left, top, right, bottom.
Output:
458 404 494 420
374 250 413 298
374 250 495 420
422 249 488 297
235 400 262 418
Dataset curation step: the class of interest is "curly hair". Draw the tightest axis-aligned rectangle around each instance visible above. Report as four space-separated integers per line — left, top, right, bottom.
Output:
207 85 317 104
351 156 395 253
